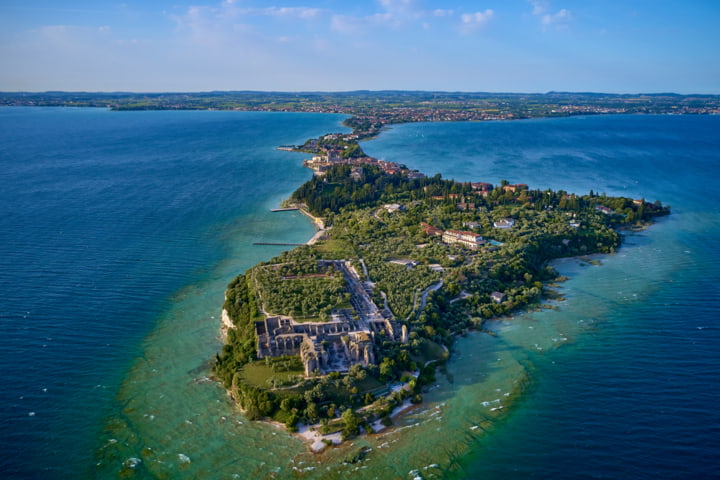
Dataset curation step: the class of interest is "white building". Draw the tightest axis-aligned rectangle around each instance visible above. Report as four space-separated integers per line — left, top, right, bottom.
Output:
442 230 485 249
493 219 515 229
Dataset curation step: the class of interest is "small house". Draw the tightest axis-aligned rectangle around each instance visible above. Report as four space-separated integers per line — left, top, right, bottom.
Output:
490 292 506 304
493 218 515 229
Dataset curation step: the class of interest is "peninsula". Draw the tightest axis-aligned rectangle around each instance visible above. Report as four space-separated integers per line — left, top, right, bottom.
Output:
214 122 670 449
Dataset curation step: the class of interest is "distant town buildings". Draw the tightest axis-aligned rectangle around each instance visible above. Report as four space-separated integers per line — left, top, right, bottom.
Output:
350 166 364 181
471 182 494 192
420 222 444 236
303 153 425 179
502 183 528 193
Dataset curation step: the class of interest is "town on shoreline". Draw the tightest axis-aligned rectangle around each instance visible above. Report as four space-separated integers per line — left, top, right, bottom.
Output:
2 91 719 122
213 102 671 452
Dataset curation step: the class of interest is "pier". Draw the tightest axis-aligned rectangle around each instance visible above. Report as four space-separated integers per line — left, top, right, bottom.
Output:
270 207 299 212
253 242 306 246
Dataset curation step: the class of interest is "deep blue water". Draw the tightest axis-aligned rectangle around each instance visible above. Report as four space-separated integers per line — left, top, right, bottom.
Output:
363 115 720 479
0 108 348 478
1 109 719 479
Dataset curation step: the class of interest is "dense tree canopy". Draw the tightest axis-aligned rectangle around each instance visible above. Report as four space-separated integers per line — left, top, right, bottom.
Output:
216 161 669 433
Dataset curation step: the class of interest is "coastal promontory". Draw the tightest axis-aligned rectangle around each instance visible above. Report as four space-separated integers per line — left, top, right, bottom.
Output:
214 147 669 448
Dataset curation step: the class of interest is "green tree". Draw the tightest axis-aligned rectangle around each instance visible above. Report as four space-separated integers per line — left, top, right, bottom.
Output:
341 408 360 440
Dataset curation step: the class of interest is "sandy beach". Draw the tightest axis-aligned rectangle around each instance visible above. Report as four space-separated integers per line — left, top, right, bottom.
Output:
296 425 343 452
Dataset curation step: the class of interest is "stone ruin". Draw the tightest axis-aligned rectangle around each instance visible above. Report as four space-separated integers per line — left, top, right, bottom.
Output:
255 316 384 376
253 260 409 376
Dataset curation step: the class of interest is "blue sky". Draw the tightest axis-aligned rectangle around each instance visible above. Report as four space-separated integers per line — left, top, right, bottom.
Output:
1 0 718 93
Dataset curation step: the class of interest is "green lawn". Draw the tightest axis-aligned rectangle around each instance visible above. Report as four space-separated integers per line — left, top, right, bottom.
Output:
291 315 324 323
312 239 358 259
240 358 305 389
412 338 448 365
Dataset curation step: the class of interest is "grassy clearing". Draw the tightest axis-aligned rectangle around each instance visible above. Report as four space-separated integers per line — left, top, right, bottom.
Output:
240 358 305 389
412 338 448 365
291 315 323 323
320 420 345 435
312 239 358 259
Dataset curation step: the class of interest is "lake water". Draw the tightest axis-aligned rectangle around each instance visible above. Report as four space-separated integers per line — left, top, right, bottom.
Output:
1 109 718 479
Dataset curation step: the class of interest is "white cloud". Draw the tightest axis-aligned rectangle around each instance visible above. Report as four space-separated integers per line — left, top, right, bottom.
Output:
173 3 324 30
331 13 396 34
330 0 430 34
459 9 494 33
259 7 323 19
432 9 454 17
32 24 112 47
529 1 572 30
541 8 572 26
528 0 547 16
170 2 328 51
379 0 418 14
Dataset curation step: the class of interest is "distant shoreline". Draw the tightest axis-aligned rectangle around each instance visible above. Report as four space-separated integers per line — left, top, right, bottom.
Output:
2 91 718 121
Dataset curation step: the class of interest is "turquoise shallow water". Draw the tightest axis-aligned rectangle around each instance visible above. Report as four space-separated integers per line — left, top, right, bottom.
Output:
1 110 718 479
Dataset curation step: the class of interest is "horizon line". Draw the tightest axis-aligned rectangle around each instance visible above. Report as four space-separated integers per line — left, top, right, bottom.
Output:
2 89 720 97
